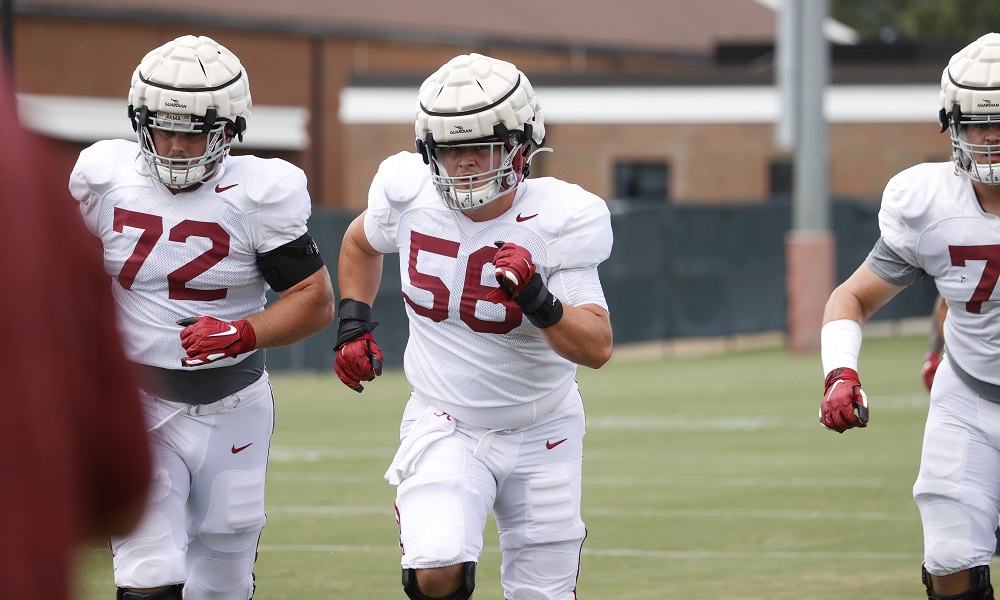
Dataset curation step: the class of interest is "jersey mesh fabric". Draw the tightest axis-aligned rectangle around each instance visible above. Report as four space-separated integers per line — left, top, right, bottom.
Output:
878 161 1000 385
366 151 613 411
70 139 311 369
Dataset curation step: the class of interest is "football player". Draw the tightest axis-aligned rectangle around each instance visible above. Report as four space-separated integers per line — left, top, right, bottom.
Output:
819 32 1000 600
69 35 335 600
334 53 614 599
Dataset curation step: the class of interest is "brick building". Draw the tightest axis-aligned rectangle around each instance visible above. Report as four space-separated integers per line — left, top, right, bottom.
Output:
3 0 963 211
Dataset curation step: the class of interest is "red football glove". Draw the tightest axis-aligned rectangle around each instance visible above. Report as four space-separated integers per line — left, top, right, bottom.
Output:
333 299 384 392
487 242 536 303
335 332 384 392
819 367 869 433
922 351 941 391
178 316 256 367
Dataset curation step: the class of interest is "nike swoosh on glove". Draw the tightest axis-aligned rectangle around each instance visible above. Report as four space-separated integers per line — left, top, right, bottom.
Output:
487 241 536 303
819 367 869 433
178 316 256 367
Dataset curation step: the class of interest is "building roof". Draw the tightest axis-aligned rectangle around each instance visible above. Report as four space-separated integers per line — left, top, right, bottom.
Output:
15 0 856 57
19 0 954 146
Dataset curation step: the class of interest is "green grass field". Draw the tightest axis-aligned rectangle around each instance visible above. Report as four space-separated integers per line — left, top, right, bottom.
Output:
76 334 961 599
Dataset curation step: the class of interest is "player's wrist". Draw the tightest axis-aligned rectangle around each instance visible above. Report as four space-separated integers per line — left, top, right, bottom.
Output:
824 366 860 391
236 319 257 352
514 273 563 328
820 319 863 375
335 298 379 349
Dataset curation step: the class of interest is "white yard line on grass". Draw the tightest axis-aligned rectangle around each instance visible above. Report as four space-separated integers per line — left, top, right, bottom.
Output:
267 472 889 488
269 447 390 462
584 507 914 521
266 505 914 521
253 544 921 561
585 475 887 488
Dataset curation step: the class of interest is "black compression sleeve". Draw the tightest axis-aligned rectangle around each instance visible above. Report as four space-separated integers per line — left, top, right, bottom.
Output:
256 233 325 292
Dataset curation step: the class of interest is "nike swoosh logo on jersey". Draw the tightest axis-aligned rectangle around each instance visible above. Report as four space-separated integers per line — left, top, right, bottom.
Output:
516 213 538 222
232 442 253 454
546 438 568 449
209 325 238 337
215 183 239 193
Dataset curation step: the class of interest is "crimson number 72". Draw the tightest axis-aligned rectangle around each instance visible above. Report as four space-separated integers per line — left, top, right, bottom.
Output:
113 207 230 301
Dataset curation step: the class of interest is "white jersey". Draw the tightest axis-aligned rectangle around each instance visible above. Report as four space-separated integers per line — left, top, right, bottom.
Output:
69 139 311 369
878 161 1000 385
365 151 612 412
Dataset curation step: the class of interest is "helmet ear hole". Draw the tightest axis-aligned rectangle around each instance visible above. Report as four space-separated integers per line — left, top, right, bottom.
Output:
504 131 526 150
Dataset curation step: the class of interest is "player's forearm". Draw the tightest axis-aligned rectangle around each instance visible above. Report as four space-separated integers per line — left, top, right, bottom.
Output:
540 304 613 368
338 252 383 306
823 264 905 327
822 287 866 327
248 267 335 347
338 217 384 305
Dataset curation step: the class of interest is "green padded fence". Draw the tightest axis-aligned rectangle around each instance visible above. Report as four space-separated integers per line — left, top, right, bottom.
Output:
264 201 936 371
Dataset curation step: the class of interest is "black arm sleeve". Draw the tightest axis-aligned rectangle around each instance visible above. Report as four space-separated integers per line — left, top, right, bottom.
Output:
256 232 325 292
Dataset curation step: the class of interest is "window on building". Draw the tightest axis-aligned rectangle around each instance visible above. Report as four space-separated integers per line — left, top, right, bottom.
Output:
769 159 793 202
614 161 669 203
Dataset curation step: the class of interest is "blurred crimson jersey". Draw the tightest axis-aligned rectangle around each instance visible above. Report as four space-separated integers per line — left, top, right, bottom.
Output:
364 151 612 424
874 161 1000 387
0 93 150 599
69 139 312 369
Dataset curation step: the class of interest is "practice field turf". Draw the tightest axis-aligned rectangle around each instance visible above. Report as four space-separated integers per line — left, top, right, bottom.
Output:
76 334 967 599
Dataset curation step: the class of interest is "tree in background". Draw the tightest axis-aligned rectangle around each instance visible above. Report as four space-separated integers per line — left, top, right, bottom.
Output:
831 0 1000 43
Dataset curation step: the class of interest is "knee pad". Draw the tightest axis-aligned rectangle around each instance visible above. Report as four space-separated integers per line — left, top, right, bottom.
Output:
186 556 255 599
116 584 183 600
402 562 475 600
922 563 995 600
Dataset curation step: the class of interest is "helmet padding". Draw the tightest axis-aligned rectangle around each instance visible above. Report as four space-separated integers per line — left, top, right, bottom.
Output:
129 35 250 124
939 32 1000 185
128 35 251 189
414 54 546 210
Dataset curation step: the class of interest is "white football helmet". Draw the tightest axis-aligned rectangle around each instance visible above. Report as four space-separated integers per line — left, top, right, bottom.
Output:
415 53 547 210
939 32 1000 185
128 35 251 189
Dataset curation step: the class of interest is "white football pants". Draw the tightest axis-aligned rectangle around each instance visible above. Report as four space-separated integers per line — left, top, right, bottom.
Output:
112 373 274 599
914 357 1000 576
392 389 588 600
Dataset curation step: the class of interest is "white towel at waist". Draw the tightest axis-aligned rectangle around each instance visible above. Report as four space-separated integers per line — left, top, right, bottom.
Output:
384 406 457 486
